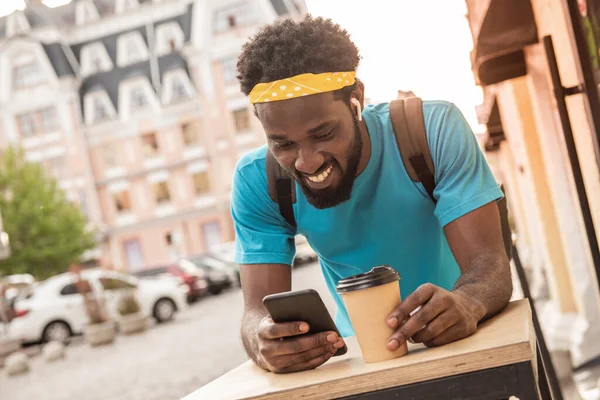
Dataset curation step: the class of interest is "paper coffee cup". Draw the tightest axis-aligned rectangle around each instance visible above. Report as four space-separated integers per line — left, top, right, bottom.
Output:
336 265 407 363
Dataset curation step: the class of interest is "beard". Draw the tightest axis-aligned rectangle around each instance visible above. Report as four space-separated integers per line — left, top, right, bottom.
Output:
296 119 363 209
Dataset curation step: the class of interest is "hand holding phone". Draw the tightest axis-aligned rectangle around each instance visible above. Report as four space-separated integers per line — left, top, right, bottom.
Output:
258 289 346 374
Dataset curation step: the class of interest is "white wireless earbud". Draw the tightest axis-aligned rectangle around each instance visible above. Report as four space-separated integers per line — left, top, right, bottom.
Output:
350 98 362 121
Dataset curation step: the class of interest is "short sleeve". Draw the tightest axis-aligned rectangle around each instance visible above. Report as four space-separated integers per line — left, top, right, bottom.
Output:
230 156 296 265
424 102 504 227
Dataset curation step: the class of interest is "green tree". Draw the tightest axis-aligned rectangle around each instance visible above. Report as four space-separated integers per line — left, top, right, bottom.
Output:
0 147 97 279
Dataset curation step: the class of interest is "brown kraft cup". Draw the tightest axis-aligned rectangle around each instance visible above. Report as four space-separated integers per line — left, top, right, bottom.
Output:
336 266 407 363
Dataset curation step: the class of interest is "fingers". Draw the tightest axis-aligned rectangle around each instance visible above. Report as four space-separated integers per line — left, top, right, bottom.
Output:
263 336 344 373
387 287 453 351
386 283 436 329
411 311 457 344
268 331 343 356
258 316 309 339
274 350 334 374
423 324 466 347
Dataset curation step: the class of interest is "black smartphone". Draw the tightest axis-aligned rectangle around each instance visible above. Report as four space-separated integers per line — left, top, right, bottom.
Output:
262 289 347 356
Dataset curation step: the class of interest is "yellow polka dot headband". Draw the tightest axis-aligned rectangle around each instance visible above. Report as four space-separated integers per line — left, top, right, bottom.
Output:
248 71 356 104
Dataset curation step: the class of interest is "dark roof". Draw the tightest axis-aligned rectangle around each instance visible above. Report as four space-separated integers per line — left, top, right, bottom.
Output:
42 43 76 76
269 0 291 16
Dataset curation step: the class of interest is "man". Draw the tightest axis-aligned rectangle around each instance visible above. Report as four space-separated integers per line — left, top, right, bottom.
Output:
231 15 512 374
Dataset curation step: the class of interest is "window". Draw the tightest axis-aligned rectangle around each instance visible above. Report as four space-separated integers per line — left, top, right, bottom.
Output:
40 108 59 132
80 43 113 76
215 2 259 33
192 171 210 195
220 58 237 85
45 157 66 179
103 145 119 168
214 3 259 33
153 181 171 204
79 189 89 219
172 77 189 102
60 283 80 296
15 107 59 138
116 0 139 14
123 239 144 270
232 108 250 132
141 133 160 158
13 63 44 89
16 112 37 138
201 221 222 249
99 277 136 291
94 97 110 121
155 22 185 56
117 32 148 67
131 87 150 111
76 0 100 25
182 123 200 146
113 190 132 213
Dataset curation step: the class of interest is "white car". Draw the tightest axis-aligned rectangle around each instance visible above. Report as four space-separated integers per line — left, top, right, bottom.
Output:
9 269 188 344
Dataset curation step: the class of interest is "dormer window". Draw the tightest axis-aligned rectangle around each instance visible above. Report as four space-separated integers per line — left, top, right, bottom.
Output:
120 77 159 118
116 0 139 13
155 22 185 56
117 32 149 67
6 11 30 36
84 91 116 125
131 87 149 111
214 3 259 34
75 0 100 25
80 42 113 76
162 69 196 105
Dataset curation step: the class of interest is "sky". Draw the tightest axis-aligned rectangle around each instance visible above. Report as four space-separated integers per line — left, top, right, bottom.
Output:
0 0 72 16
0 0 484 132
304 0 484 133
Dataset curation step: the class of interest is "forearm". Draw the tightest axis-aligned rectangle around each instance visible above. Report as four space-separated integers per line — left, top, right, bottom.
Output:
241 307 268 366
452 252 512 322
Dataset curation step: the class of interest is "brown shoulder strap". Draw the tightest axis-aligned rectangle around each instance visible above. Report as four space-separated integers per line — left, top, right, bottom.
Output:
389 97 437 202
265 150 296 227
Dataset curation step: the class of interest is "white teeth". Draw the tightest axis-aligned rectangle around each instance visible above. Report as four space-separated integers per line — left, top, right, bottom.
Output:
307 165 333 183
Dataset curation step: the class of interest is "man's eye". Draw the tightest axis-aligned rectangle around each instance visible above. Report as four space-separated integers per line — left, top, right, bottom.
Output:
274 141 293 149
314 130 334 140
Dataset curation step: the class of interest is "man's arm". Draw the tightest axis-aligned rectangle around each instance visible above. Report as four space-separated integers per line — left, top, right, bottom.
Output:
240 263 291 366
386 102 511 350
385 201 511 349
445 200 512 321
240 263 344 372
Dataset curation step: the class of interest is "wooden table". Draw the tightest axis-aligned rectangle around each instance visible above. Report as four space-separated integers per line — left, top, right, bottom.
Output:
186 299 548 400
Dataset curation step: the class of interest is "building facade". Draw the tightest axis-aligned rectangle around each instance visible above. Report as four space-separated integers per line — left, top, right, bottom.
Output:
466 0 600 370
0 0 306 271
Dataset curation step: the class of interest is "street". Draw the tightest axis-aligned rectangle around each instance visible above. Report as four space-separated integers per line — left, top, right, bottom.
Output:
0 262 333 400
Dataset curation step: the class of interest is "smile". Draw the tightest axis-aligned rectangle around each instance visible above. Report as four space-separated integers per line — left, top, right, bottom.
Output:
306 165 333 184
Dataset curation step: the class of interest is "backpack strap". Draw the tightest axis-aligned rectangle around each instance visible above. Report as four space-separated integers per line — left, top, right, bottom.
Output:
265 150 297 227
389 97 437 203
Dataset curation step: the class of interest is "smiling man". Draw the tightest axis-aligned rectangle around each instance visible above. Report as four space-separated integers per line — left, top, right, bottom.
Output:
232 15 512 374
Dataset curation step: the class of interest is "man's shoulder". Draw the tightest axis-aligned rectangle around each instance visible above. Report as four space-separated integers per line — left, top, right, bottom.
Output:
234 145 268 180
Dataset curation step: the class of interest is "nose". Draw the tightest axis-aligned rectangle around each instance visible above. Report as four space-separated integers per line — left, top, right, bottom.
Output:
294 147 325 175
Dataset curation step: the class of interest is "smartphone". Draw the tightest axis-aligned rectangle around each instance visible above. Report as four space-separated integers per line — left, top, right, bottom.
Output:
262 289 347 356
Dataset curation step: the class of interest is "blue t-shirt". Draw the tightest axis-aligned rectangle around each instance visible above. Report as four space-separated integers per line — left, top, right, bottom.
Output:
230 100 503 337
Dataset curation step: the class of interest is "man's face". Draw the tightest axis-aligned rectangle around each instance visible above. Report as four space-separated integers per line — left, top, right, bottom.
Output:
256 92 362 209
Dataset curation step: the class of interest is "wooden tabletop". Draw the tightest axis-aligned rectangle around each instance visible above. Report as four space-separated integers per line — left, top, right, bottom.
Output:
186 299 534 400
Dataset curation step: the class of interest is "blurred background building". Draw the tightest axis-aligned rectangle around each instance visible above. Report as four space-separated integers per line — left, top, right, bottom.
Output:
0 0 307 271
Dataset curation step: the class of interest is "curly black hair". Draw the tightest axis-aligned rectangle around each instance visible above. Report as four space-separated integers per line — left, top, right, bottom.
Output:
237 15 361 102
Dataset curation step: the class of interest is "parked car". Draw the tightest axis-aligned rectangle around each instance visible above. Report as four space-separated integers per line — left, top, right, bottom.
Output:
293 235 318 266
1 274 35 323
186 255 236 294
133 260 209 303
9 269 188 344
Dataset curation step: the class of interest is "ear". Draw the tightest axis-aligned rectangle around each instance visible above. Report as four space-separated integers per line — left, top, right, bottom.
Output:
350 98 362 121
351 79 366 110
